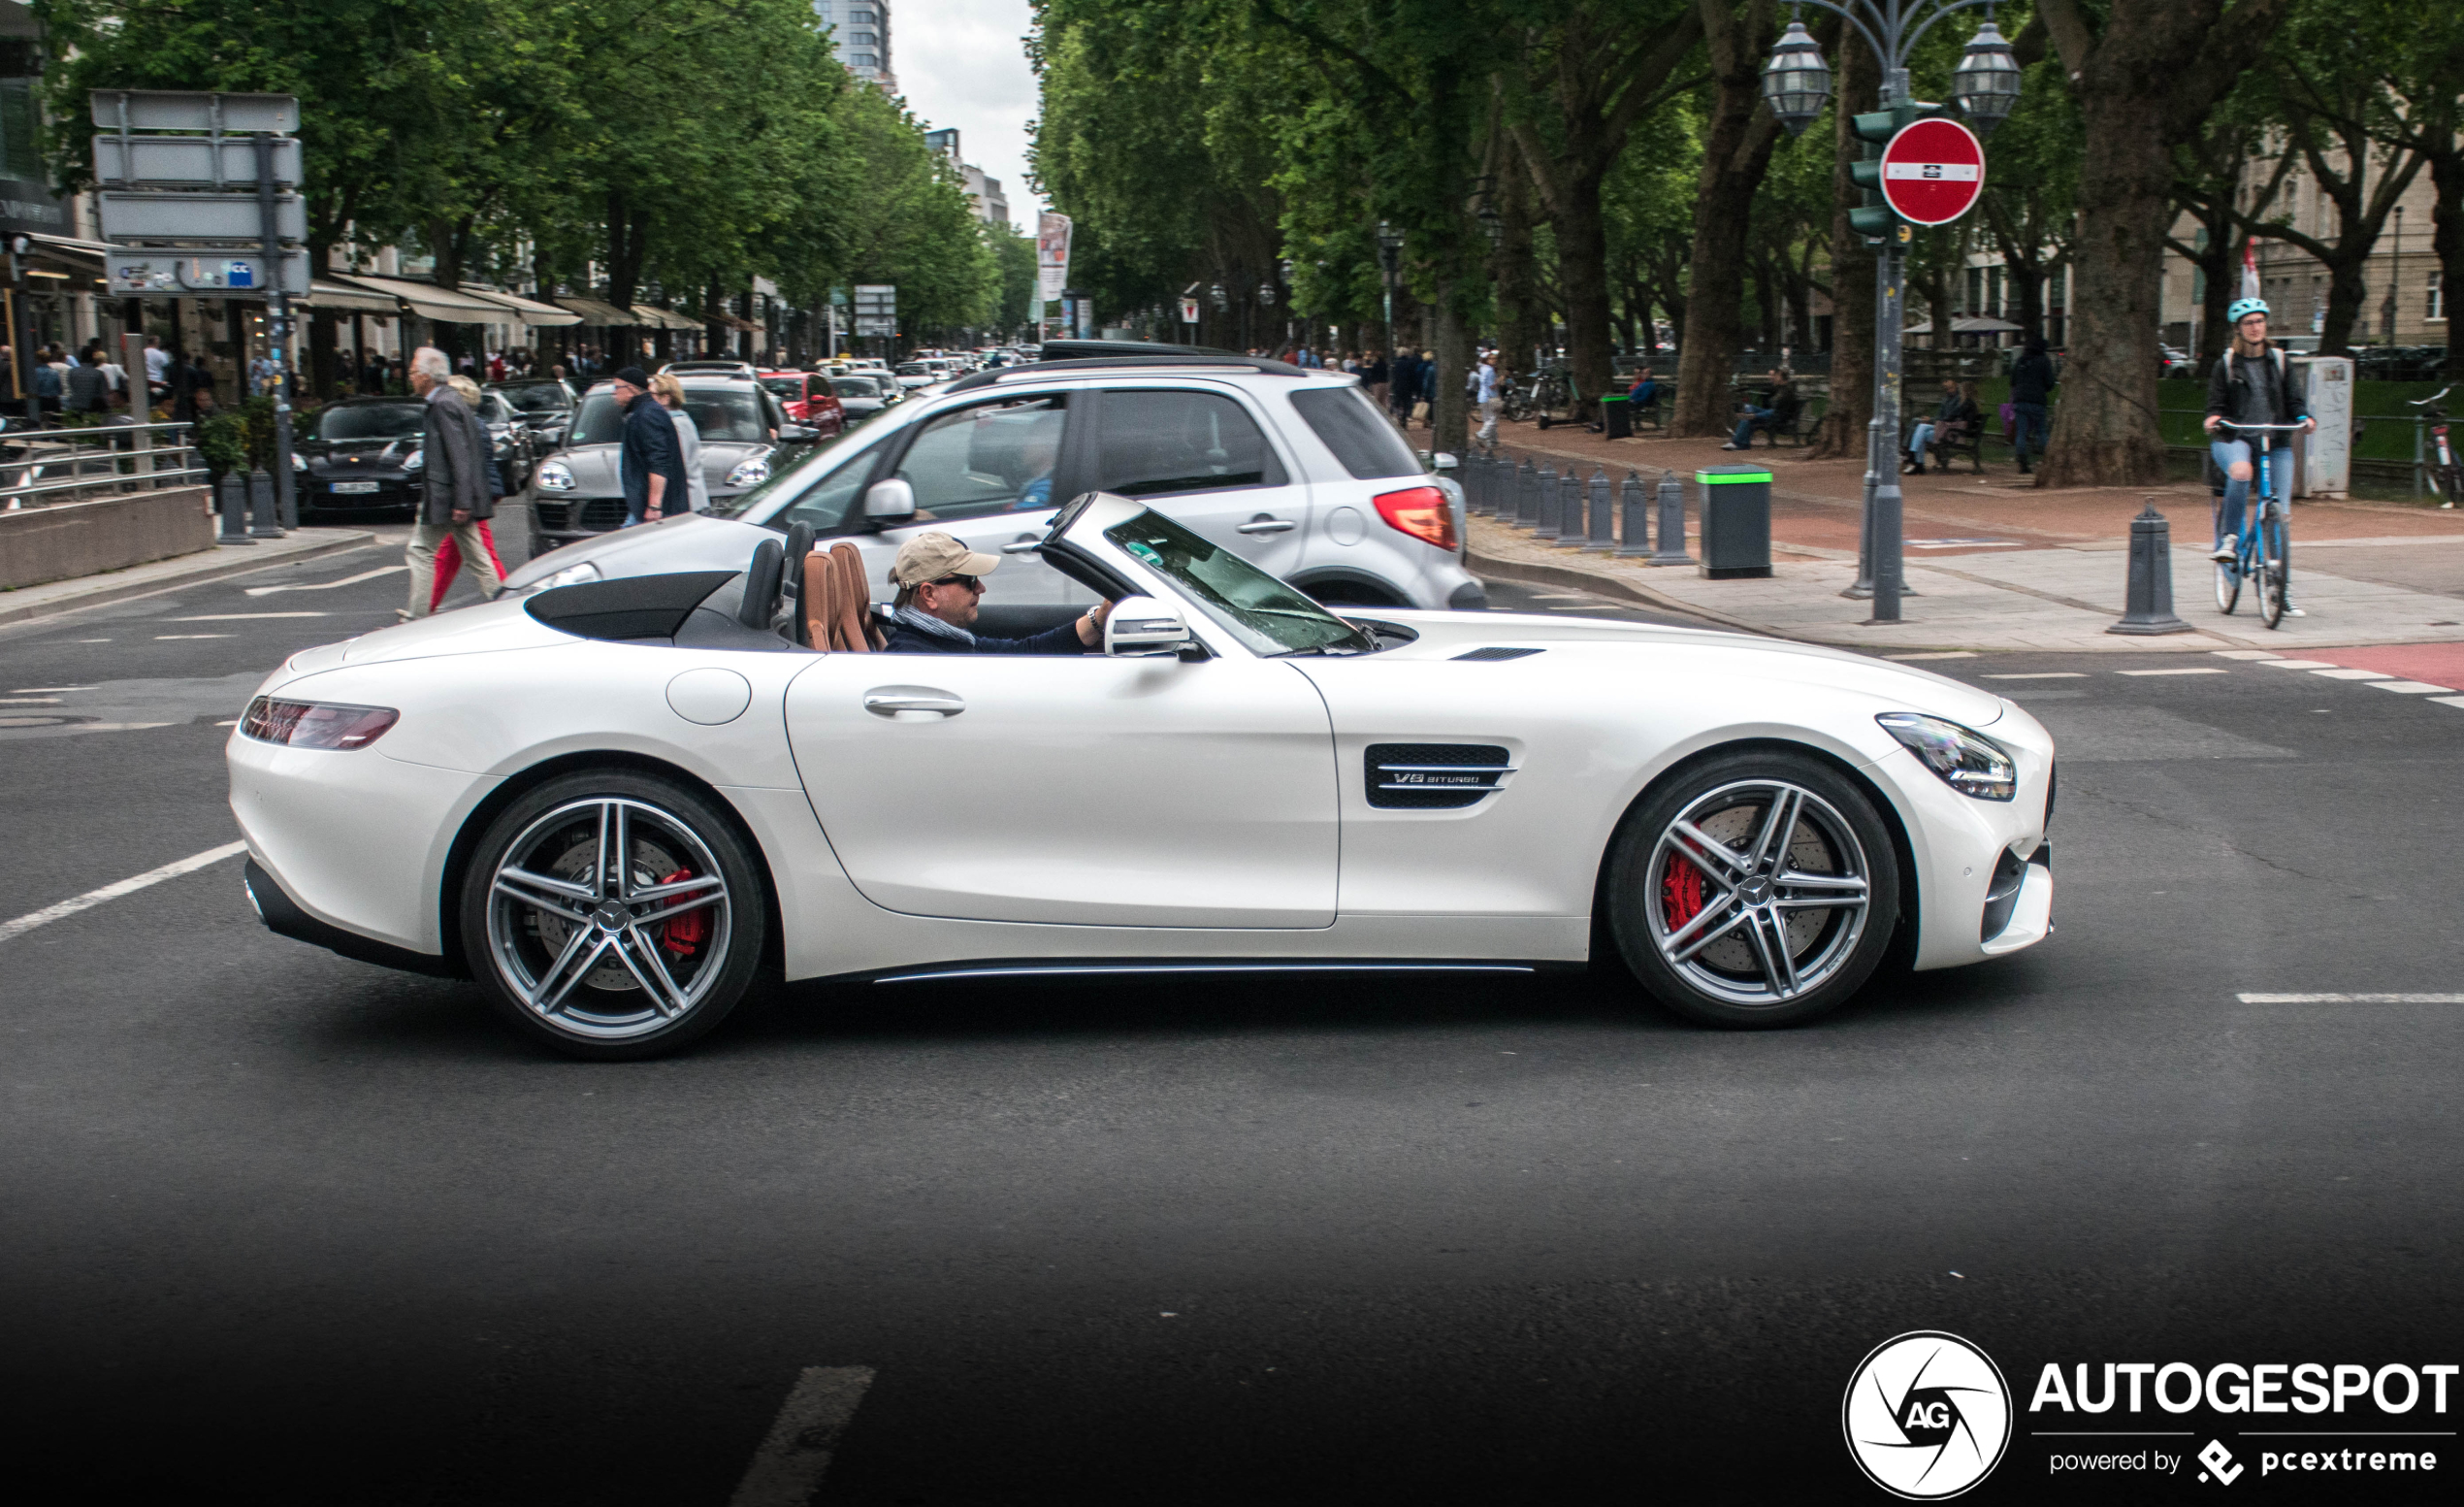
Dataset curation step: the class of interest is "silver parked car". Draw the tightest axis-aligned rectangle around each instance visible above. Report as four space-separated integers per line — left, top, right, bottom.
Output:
503 355 1483 624
525 376 808 557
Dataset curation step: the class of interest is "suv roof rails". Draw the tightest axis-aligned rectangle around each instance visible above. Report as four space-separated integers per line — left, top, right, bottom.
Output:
946 354 1309 395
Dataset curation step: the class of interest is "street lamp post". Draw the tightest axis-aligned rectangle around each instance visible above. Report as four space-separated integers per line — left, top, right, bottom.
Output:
1377 220 1405 375
2383 207 2402 346
1762 2 2020 623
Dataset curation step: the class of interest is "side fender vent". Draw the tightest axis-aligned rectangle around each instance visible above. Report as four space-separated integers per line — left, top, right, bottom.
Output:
1365 742 1513 809
1451 645 1544 662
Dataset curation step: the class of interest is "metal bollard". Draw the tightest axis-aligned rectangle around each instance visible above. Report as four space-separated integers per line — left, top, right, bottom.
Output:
1586 467 1616 550
1558 468 1591 546
248 468 283 539
1515 459 1539 528
217 472 255 544
1475 452 1499 516
2107 499 2193 636
1649 470 1693 565
1533 464 1561 540
1616 470 1650 556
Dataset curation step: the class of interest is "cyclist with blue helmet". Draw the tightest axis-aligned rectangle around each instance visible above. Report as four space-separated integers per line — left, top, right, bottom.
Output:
2203 299 2312 609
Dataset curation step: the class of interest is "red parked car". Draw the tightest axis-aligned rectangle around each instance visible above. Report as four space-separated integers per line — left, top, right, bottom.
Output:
758 370 846 437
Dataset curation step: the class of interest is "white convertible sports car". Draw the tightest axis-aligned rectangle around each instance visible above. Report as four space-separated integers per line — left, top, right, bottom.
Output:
229 492 2055 1059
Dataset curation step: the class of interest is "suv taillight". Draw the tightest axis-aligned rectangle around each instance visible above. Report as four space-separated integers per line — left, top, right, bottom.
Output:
1373 485 1457 551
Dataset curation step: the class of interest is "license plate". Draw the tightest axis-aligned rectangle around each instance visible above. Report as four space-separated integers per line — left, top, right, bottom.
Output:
329 480 380 494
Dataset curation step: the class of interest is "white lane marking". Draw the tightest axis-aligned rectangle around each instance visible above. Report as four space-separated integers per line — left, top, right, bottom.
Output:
0 697 62 704
1983 672 2085 680
13 686 93 692
153 634 232 639
2369 679 2451 694
74 638 112 643
244 565 406 597
168 612 330 621
1888 651 1976 661
214 719 239 727
2116 668 2229 676
729 1366 876 1507
2432 696 2464 710
2308 668 2388 680
2259 659 2339 670
0 840 248 946
2237 993 2464 1004
2211 650 2281 661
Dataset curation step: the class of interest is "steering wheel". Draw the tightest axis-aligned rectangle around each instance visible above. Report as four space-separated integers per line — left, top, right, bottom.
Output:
736 537 785 630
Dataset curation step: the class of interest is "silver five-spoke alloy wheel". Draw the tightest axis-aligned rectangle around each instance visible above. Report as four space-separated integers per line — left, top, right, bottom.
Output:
1643 778 1871 1007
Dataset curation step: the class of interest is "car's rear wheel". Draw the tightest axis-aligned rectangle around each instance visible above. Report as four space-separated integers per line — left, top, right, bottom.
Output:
1605 750 1898 1028
459 770 765 1060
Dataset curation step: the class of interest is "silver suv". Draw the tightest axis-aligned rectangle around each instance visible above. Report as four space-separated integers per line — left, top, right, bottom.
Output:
501 355 1484 615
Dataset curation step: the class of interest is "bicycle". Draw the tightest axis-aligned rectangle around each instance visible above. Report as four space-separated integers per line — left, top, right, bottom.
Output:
2209 419 2306 630
2408 386 2458 508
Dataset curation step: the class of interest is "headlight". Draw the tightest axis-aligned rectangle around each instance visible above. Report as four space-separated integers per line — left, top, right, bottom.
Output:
534 561 600 591
1877 712 2016 802
402 448 424 473
240 697 399 750
535 460 575 491
726 454 772 488
290 451 307 472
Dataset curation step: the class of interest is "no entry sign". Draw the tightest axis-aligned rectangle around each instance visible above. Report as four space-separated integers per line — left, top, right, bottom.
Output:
1880 117 1984 226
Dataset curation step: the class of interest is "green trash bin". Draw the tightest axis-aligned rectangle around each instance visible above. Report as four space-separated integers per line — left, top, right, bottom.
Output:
1695 465 1772 579
1601 391 1632 440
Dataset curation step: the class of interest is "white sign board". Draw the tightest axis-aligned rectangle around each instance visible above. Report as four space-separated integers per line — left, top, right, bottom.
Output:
1036 212 1072 304
89 90 300 134
1180 298 1199 324
94 134 301 187
98 189 307 244
853 283 896 338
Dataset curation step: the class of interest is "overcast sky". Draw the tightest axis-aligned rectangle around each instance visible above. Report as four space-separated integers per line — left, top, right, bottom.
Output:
889 0 1046 234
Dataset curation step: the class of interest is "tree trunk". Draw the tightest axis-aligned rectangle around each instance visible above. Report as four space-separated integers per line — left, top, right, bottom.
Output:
1492 159 1546 381
2433 147 2464 379
1434 280 1470 459
1807 31 1876 460
308 309 340 401
1671 0 1780 438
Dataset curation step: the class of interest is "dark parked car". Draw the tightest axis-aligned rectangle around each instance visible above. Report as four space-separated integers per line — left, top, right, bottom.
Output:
526 376 815 557
828 375 890 423
292 397 429 520
486 377 579 453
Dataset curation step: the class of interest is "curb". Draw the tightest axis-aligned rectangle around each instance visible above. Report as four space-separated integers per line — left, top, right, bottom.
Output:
1467 542 1773 638
0 532 379 628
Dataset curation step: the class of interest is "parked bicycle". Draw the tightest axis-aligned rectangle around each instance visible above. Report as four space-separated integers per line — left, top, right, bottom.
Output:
2211 419 2306 630
2410 386 2458 509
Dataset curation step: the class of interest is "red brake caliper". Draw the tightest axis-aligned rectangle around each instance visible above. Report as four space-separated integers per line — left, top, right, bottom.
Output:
1662 855 1706 931
654 868 706 956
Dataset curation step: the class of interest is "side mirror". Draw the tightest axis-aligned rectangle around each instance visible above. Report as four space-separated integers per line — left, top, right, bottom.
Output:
1431 451 1459 472
780 424 818 442
1103 595 1193 656
862 477 917 526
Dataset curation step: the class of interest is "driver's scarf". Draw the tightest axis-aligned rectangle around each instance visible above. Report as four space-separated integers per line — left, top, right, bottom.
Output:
892 604 975 648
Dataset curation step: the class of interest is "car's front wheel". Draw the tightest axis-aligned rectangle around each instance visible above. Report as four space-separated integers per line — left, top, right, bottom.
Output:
459 770 766 1059
1605 750 1899 1028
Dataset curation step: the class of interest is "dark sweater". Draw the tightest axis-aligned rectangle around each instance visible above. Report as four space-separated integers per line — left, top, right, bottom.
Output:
881 617 1089 655
2009 349 2055 405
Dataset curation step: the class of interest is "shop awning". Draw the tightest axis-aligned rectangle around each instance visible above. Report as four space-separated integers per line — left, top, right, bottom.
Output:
556 296 640 325
304 278 400 313
458 284 582 326
632 305 706 331
701 309 758 332
328 273 520 323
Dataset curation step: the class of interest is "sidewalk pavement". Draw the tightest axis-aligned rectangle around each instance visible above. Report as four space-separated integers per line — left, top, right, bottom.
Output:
0 528 380 628
1450 417 2464 653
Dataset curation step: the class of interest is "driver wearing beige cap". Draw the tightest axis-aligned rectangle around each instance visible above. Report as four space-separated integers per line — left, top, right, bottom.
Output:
882 530 1112 655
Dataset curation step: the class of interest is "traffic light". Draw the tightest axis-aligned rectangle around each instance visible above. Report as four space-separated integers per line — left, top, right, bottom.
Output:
1847 102 1946 242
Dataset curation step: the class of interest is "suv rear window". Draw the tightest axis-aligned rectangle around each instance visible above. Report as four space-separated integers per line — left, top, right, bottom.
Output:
1091 390 1285 497
1288 385 1423 479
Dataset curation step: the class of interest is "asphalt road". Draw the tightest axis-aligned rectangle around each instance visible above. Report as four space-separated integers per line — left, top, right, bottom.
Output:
3 552 2459 1504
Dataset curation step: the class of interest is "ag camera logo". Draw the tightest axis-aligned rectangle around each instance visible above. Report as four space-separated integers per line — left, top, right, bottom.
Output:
1844 1331 2012 1498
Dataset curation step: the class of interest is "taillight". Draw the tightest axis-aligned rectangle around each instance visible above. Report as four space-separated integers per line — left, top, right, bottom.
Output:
1373 485 1458 550
240 697 400 750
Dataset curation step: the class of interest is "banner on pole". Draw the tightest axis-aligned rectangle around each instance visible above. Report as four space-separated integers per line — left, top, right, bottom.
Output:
1036 213 1073 304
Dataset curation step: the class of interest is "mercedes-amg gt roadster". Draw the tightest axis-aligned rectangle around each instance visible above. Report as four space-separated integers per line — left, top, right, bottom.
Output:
230 491 2054 1059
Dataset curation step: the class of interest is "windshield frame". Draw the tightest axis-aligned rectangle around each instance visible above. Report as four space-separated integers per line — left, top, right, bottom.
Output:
1094 506 1377 659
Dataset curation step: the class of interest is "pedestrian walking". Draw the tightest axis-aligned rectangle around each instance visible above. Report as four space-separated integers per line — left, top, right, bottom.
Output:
32 345 63 416
143 335 171 407
1474 350 1502 451
2008 336 2054 475
650 371 710 513
1412 350 1437 426
1365 348 1389 410
400 347 504 621
63 344 111 415
1389 348 1420 425
611 365 687 526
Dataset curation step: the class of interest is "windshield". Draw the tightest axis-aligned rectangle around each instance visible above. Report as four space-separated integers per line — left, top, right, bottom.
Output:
491 382 568 413
831 378 880 398
896 363 929 376
1102 508 1376 658
678 387 769 441
475 393 517 425
760 377 805 399
309 402 425 442
567 392 625 445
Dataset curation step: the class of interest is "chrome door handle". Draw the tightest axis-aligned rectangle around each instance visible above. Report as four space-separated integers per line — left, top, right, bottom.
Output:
1237 517 1297 535
863 687 964 717
1001 534 1044 553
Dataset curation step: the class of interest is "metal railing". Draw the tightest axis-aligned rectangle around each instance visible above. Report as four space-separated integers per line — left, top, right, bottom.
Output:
0 418 207 510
